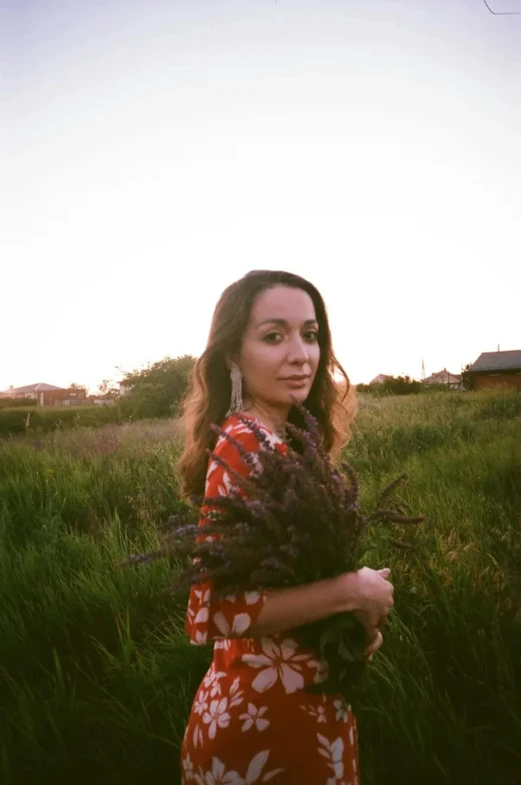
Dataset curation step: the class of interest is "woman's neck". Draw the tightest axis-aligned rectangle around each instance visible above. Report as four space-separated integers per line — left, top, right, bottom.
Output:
242 400 290 438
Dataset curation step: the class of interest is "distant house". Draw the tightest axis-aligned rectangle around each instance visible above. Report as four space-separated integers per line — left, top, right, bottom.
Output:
369 374 392 385
0 386 15 399
424 369 462 390
0 383 86 406
468 350 521 391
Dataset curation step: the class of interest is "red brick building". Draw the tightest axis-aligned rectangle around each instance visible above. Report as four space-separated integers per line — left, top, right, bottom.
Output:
468 350 521 391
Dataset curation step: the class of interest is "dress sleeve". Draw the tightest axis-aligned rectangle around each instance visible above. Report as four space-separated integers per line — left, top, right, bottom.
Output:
184 420 268 645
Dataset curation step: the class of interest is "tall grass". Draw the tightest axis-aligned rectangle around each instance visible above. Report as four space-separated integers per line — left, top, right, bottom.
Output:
1 392 520 784
0 404 125 437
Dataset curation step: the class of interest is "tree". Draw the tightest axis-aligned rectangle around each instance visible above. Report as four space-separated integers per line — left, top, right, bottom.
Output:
357 375 424 396
383 375 423 395
97 379 119 398
121 354 197 419
67 383 87 399
461 363 473 391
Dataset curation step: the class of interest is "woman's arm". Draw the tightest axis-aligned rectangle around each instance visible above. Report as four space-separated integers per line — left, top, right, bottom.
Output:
249 567 394 638
186 419 394 646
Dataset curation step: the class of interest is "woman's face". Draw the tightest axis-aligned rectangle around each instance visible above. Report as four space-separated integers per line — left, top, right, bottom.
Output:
237 285 321 416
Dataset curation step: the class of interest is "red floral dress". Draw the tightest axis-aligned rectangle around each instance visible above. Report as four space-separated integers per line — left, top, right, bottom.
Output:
181 414 360 785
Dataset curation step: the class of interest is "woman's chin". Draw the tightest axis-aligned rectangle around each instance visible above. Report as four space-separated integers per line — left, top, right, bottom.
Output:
285 389 310 405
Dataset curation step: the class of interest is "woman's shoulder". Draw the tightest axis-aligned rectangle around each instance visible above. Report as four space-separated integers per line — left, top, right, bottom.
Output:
204 416 262 493
204 415 285 493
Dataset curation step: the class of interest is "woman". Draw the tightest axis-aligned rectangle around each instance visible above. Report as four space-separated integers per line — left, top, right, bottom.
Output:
178 270 394 785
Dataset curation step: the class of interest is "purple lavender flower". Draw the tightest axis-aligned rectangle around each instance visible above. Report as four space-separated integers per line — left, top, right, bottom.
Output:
119 401 424 700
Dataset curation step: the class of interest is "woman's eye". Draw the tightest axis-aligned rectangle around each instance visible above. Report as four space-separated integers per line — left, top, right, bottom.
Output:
263 332 282 343
304 331 319 343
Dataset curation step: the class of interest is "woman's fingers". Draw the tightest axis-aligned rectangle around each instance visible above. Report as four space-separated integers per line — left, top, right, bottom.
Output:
377 611 390 629
366 629 384 660
365 568 392 659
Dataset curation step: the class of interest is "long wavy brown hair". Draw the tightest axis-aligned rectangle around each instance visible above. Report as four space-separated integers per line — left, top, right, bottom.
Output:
178 270 358 499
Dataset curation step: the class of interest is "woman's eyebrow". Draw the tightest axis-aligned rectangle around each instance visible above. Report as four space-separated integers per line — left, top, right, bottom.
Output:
256 318 318 328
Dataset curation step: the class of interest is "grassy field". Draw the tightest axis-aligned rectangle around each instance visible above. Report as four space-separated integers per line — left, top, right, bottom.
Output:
0 404 125 437
1 392 520 785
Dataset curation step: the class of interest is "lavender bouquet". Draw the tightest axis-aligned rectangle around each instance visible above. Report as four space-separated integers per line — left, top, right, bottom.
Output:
120 405 423 700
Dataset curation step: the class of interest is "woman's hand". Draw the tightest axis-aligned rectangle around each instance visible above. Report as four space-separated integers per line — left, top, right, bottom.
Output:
366 629 384 661
335 566 394 634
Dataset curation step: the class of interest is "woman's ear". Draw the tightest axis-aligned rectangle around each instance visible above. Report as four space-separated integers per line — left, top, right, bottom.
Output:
225 354 240 372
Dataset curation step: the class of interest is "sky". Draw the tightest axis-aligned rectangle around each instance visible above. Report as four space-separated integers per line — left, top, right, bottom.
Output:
2 0 521 391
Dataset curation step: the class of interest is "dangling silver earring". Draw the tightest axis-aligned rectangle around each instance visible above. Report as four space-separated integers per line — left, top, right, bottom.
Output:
226 363 243 416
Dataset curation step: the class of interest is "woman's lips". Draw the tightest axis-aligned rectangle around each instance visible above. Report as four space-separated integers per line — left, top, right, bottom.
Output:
280 376 310 387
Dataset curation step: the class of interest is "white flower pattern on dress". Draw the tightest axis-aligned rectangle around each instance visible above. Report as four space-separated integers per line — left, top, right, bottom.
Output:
205 459 221 488
242 638 321 695
192 723 204 749
203 665 227 698
183 752 195 780
302 703 327 723
244 591 263 605
239 703 270 732
194 606 210 624
228 676 245 709
213 610 252 638
203 697 232 740
317 734 349 784
194 588 211 606
188 587 211 632
217 471 234 497
194 690 209 717
191 749 285 785
199 756 244 785
244 750 284 783
333 698 350 724
192 629 208 645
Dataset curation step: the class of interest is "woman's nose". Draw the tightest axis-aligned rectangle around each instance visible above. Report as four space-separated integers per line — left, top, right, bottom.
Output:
287 336 310 363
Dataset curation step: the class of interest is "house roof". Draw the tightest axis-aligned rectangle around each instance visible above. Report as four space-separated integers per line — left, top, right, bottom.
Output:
424 369 461 384
470 350 521 373
369 374 391 384
10 383 65 393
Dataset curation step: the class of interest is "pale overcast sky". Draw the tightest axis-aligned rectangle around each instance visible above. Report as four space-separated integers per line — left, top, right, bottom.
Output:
3 0 521 391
